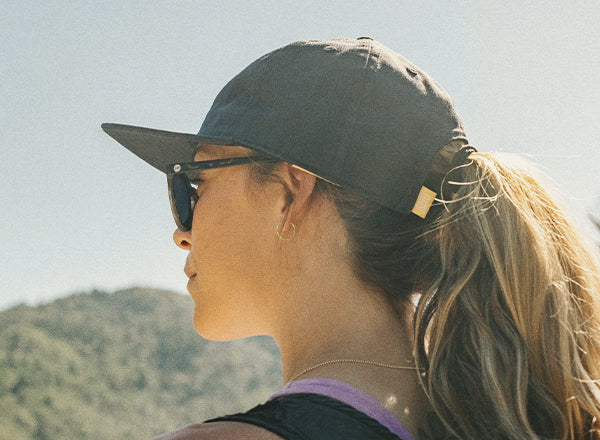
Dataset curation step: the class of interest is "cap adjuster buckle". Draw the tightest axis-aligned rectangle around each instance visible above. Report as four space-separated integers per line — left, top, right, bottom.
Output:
411 186 436 218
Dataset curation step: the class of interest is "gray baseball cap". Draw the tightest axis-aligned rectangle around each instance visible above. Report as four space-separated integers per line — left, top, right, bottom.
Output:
102 37 468 214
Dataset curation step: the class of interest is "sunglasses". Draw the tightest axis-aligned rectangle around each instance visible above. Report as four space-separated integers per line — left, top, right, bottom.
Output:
166 156 280 231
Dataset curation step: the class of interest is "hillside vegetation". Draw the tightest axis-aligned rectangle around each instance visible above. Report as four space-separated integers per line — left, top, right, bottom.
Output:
0 288 282 440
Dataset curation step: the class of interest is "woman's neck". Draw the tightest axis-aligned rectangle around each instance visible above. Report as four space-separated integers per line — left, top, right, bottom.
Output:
272 280 429 435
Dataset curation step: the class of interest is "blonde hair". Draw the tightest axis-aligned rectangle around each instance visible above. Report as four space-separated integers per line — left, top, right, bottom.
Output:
251 142 600 438
414 148 600 439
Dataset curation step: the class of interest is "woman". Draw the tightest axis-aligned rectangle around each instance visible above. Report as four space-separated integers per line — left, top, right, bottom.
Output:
103 38 600 439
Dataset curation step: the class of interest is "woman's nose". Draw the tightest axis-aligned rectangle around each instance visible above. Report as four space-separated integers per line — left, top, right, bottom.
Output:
173 228 192 250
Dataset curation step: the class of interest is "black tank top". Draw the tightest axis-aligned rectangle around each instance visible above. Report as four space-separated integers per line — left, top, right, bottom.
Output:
206 393 403 439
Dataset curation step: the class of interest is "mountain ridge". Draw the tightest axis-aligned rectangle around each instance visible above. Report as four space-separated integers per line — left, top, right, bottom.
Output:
0 287 282 440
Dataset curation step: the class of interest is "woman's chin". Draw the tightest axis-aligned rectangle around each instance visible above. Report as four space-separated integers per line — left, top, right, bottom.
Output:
192 309 255 342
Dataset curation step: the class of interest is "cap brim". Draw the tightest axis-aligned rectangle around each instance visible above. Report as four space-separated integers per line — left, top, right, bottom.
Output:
101 123 239 174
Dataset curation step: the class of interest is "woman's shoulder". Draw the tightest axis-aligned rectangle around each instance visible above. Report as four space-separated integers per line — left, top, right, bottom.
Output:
151 421 285 440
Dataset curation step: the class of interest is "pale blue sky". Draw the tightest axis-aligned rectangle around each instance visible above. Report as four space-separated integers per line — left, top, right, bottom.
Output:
2 1 599 310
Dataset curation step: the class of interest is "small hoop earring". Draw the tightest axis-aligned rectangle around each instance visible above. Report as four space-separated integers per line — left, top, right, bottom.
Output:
276 222 296 240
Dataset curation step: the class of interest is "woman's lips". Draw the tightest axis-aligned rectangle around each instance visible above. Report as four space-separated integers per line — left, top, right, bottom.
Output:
184 266 197 279
186 274 197 291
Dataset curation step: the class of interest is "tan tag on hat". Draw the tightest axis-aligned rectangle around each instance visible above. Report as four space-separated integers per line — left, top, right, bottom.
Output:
411 186 437 218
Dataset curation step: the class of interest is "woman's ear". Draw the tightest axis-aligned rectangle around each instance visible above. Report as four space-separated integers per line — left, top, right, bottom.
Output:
278 163 317 222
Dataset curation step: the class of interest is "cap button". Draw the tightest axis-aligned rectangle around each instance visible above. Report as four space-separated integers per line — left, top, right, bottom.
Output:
357 36 373 40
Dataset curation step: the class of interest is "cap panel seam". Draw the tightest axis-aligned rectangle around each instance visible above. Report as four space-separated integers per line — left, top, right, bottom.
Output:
336 40 375 184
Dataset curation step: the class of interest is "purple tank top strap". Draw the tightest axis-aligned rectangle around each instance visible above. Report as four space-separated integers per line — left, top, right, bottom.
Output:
268 378 415 440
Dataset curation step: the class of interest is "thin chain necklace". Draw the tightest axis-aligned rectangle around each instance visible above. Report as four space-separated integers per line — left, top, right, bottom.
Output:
288 358 420 383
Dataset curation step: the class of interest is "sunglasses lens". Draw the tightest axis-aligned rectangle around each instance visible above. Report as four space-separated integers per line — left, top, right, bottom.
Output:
171 174 193 230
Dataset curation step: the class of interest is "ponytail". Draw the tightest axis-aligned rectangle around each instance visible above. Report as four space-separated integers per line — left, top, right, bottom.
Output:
415 149 600 439
251 141 600 439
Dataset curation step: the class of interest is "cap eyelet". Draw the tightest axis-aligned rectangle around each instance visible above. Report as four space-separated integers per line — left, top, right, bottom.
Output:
406 67 418 78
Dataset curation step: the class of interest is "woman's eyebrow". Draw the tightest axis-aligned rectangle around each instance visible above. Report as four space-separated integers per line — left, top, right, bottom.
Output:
192 143 208 159
195 143 211 154
192 143 215 161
